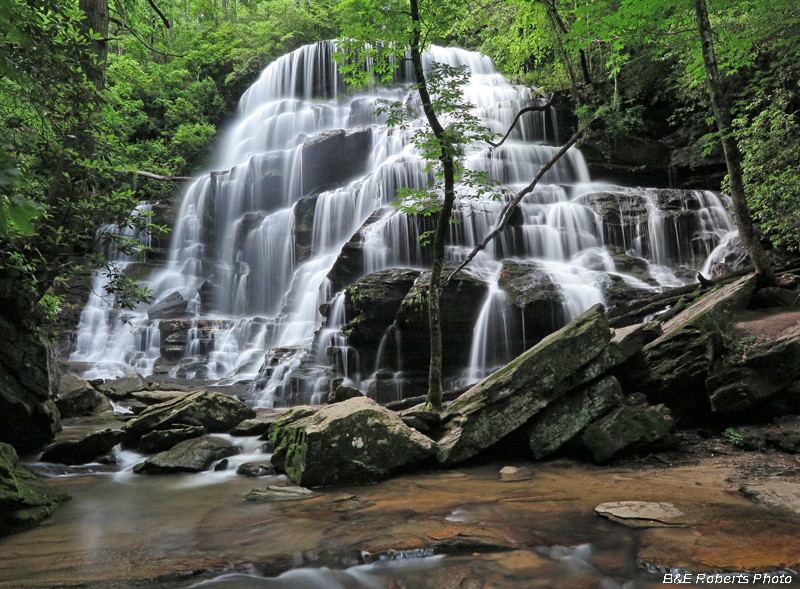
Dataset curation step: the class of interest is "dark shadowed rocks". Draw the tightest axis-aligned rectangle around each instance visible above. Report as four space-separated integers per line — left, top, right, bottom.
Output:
0 317 61 453
581 394 673 462
97 372 149 400
55 374 112 418
526 375 624 460
41 429 126 465
138 426 205 454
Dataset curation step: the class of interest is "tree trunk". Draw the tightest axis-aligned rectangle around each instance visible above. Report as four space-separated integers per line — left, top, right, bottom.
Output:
694 0 775 285
78 0 109 93
409 0 455 412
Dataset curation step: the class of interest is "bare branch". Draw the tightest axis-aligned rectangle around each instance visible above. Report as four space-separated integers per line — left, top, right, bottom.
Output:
125 170 194 182
145 0 171 29
108 17 185 57
486 95 555 149
445 119 597 283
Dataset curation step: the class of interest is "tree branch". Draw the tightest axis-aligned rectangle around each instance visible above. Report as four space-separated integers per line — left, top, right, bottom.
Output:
109 17 185 57
445 119 597 283
125 170 193 182
145 0 171 29
486 95 555 148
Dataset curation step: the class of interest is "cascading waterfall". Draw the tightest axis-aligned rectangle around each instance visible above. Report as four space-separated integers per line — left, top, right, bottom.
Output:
70 40 740 406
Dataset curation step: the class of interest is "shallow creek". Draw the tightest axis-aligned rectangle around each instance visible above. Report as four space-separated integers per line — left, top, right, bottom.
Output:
2 431 799 588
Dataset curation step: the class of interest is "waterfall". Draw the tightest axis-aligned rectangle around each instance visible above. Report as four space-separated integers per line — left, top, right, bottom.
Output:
70 40 740 405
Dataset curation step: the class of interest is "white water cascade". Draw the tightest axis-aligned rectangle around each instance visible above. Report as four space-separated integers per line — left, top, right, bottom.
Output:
70 40 740 406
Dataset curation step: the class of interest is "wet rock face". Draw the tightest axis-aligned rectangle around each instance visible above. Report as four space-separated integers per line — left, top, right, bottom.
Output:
147 291 188 320
342 268 420 372
581 394 673 462
327 207 386 292
0 442 70 536
394 265 489 379
133 436 240 474
123 390 256 440
292 194 318 264
437 304 622 467
0 316 61 454
269 397 437 487
302 128 372 195
497 260 565 350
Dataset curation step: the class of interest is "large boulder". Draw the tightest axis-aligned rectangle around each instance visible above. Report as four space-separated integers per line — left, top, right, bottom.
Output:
436 304 622 466
526 375 624 460
40 429 125 465
133 436 240 474
269 397 437 487
123 390 256 439
0 316 61 453
581 394 673 462
55 374 112 418
0 442 70 536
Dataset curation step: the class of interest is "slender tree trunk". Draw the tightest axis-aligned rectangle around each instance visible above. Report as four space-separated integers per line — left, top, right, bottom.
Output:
79 0 109 93
694 0 775 285
409 0 454 412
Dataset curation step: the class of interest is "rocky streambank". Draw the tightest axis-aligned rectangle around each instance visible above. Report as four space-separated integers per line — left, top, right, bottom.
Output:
1 265 800 584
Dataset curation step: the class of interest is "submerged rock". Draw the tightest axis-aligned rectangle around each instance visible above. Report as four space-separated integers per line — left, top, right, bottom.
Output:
40 429 126 465
0 442 70 536
56 374 112 418
123 390 256 439
581 394 673 462
244 485 316 502
270 397 437 487
740 482 800 516
133 436 240 474
436 304 620 466
236 462 276 477
595 501 688 527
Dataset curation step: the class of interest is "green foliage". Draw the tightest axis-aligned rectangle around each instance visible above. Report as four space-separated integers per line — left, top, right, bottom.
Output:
736 91 800 252
722 427 745 448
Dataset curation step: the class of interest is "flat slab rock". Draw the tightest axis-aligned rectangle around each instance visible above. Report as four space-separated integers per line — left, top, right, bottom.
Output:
740 482 800 515
244 486 316 502
595 501 689 527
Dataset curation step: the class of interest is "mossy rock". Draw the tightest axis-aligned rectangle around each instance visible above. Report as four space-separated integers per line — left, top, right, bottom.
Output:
0 442 70 536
